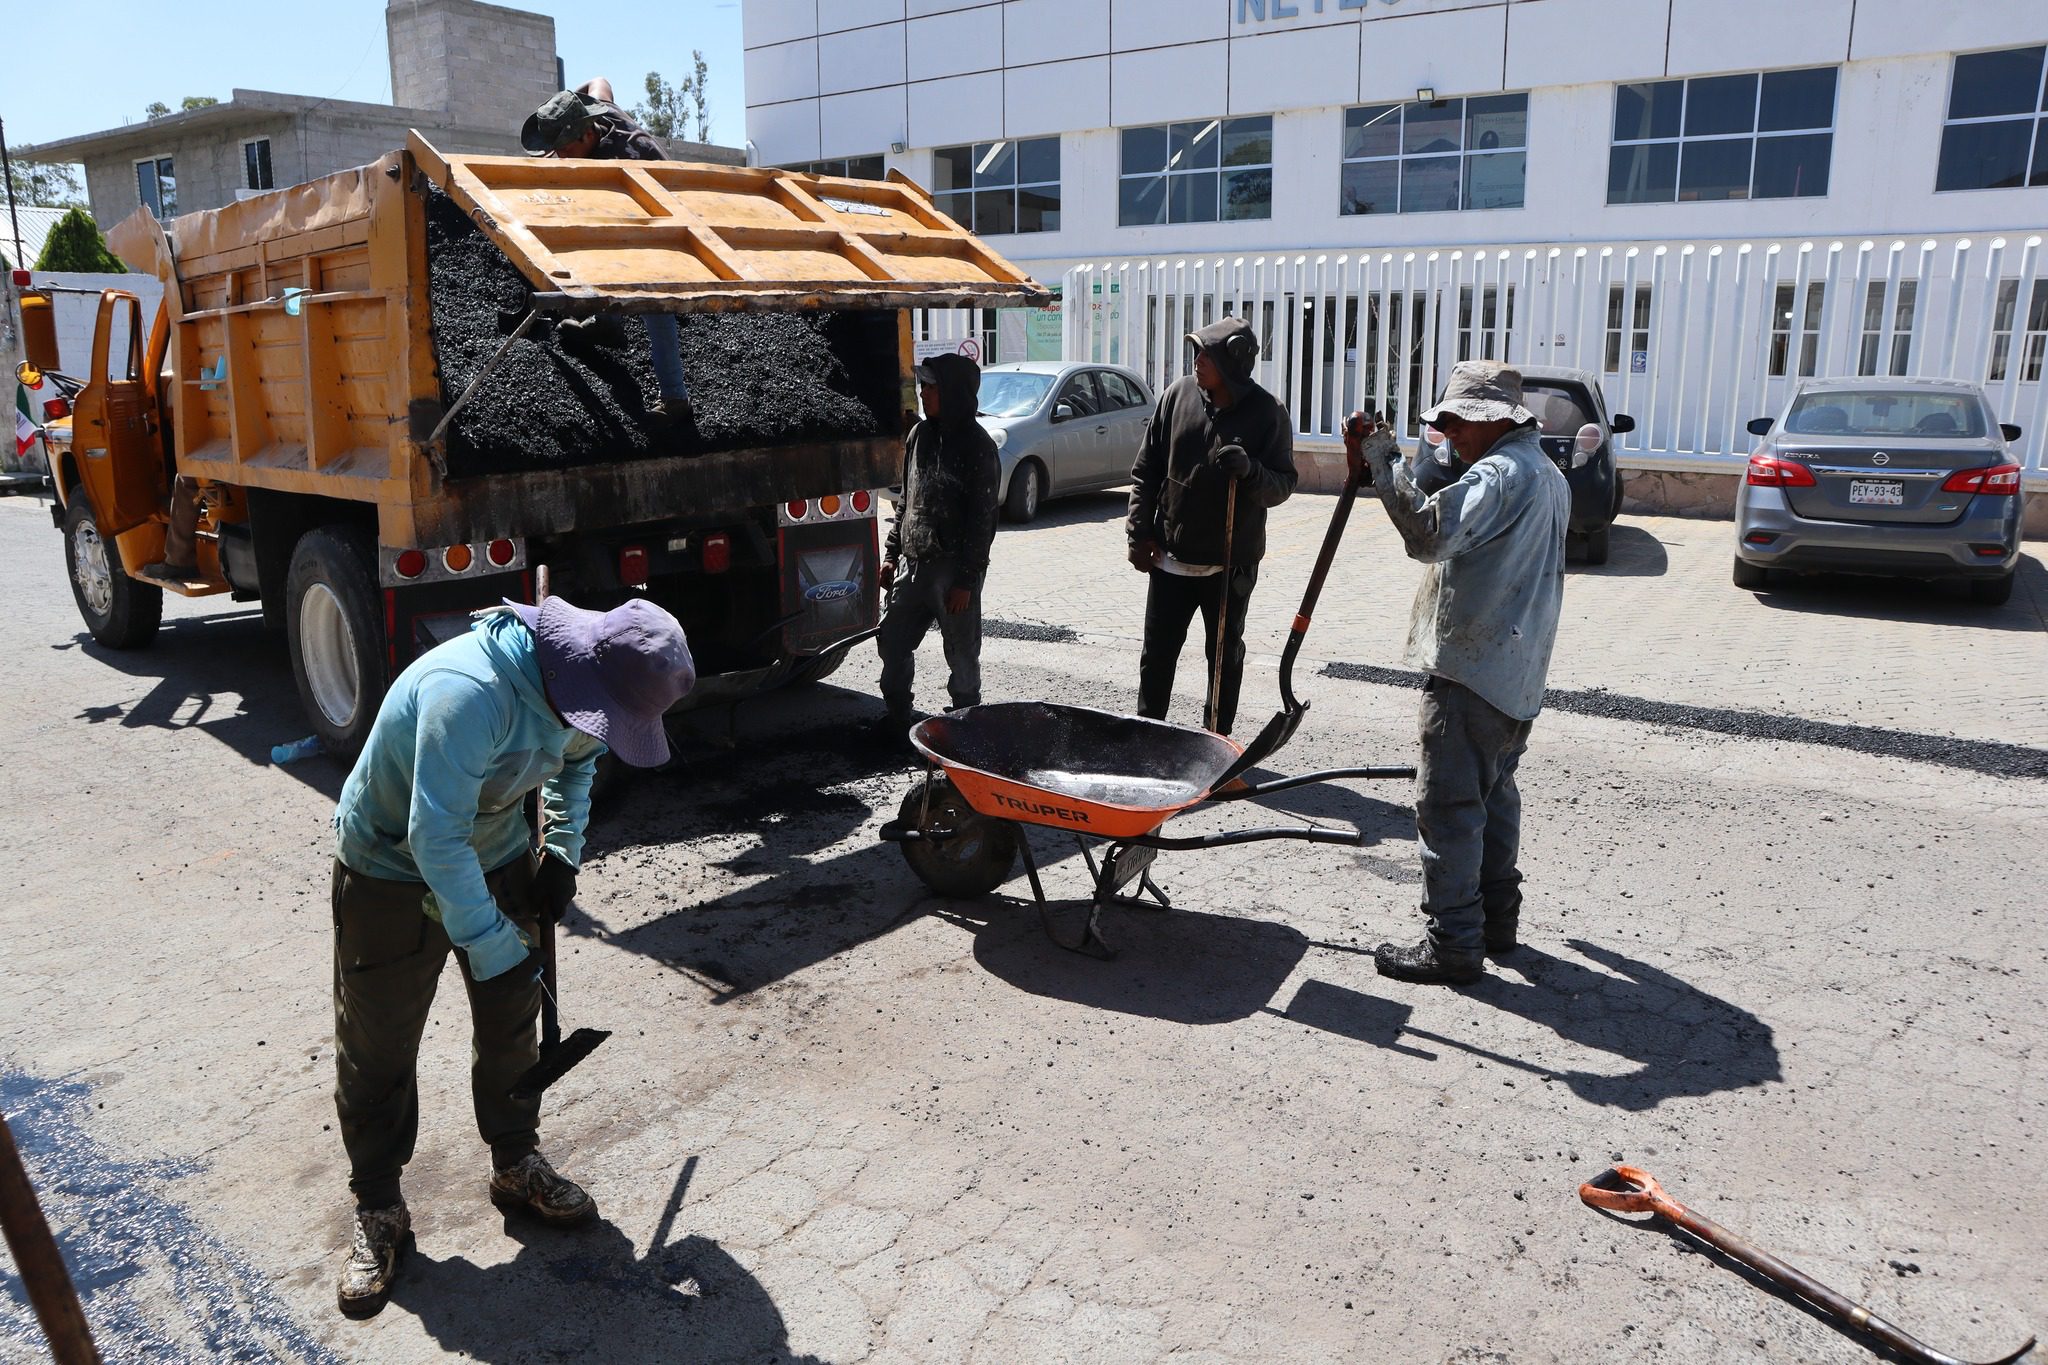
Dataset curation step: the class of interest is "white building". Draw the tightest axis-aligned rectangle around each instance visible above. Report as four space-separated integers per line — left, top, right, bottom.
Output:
745 0 2048 484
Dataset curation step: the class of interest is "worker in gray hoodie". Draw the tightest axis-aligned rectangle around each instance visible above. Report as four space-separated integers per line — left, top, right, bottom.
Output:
1126 317 1297 733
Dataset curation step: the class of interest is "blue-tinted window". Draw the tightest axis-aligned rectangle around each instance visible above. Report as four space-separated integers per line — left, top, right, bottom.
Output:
1609 68 1834 204
1120 118 1271 225
1341 94 1527 216
1937 47 2048 192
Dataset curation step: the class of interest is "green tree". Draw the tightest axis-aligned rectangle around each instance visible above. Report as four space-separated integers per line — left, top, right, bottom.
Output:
180 95 218 111
4 161 85 209
685 50 709 144
635 53 711 144
34 208 125 273
144 101 171 119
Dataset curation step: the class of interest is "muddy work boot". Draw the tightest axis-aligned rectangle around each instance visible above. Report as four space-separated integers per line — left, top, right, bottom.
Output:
1374 937 1484 985
555 315 623 361
1483 917 1520 956
646 396 695 430
489 1151 597 1226
336 1203 412 1318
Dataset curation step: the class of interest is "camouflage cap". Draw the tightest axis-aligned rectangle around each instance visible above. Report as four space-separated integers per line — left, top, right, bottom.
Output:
521 90 602 154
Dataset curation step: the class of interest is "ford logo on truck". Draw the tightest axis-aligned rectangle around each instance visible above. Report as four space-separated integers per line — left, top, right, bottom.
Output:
804 579 859 603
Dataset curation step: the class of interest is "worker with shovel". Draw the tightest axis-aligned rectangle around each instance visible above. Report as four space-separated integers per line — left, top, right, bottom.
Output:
1345 361 1571 986
328 595 693 1318
1127 317 1297 734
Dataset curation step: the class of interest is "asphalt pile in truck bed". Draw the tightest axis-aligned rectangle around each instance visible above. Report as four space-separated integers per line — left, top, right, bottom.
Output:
424 190 898 479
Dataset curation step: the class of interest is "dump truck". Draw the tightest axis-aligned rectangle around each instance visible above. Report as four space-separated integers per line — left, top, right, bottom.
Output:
18 135 1046 755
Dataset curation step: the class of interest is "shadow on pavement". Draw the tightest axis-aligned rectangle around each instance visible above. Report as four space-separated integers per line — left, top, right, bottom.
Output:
61 611 347 799
1747 550 2044 631
390 1160 826 1364
1279 937 1780 1110
1002 488 1128 533
1573 523 1670 578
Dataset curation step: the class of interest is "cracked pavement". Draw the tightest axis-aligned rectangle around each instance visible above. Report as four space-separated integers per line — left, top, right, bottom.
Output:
1 492 2043 1363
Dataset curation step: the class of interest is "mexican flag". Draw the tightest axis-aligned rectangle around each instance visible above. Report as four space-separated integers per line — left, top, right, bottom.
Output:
12 382 37 462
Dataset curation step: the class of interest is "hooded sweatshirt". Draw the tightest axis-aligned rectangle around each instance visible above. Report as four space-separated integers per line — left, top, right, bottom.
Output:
333 611 603 980
885 351 1002 586
1126 317 1297 567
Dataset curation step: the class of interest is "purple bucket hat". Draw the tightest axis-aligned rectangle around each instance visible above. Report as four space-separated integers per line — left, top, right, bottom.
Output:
510 597 695 767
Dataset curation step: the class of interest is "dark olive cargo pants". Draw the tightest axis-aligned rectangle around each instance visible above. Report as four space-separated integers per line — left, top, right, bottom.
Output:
331 855 541 1209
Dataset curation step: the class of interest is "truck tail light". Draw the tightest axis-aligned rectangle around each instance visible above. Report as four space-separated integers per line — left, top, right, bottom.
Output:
786 499 809 521
443 543 474 572
852 490 873 514
1746 454 1816 488
42 397 69 420
9 269 28 287
701 533 731 574
395 549 428 579
819 494 842 516
619 544 649 586
486 538 517 567
1940 463 2021 496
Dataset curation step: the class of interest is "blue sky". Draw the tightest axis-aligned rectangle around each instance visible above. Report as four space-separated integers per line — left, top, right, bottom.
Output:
4 0 748 158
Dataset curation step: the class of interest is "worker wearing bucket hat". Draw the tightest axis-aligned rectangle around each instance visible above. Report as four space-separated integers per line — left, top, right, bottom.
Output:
328 596 692 1317
1345 361 1570 986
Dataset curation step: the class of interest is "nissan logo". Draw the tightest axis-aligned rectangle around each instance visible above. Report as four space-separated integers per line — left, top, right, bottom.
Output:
1871 452 1890 465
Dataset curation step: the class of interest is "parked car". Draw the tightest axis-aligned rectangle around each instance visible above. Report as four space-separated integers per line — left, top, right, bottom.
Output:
974 361 1154 522
1515 365 1635 564
1733 378 2024 605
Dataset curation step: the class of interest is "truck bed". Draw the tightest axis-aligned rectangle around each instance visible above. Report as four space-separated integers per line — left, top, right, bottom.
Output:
425 191 899 480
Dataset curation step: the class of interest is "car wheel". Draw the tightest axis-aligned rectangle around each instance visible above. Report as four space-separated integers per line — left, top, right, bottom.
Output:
1731 556 1769 591
1968 571 2015 606
1581 524 1611 565
286 526 386 760
63 487 162 649
1003 459 1045 523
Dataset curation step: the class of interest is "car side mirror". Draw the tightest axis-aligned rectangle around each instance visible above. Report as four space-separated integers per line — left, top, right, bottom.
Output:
1608 413 1636 435
1053 402 1076 422
2000 422 2022 442
1746 417 1773 436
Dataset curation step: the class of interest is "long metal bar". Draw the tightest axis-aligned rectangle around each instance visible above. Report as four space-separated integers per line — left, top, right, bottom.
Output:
0 1114 101 1364
426 308 538 448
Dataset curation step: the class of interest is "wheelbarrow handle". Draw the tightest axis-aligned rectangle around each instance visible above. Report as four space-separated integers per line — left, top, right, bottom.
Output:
1580 1168 2036 1365
1128 824 1363 852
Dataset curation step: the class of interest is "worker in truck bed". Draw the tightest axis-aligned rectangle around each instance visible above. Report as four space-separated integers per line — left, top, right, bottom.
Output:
522 79 692 429
328 596 694 1318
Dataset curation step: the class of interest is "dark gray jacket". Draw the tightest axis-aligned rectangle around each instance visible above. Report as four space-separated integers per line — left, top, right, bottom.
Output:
885 353 1001 586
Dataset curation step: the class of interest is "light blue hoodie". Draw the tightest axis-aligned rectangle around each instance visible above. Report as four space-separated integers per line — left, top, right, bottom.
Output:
333 611 603 980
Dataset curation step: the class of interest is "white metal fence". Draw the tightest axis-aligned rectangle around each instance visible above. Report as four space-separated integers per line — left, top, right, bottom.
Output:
1017 234 2048 485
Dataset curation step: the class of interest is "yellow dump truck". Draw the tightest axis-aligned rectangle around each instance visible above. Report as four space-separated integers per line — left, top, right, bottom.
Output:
20 135 1045 755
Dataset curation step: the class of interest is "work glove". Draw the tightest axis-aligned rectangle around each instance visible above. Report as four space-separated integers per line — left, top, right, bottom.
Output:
879 559 897 589
534 851 578 924
945 585 973 616
1211 442 1252 480
1343 411 1398 486
1127 539 1161 574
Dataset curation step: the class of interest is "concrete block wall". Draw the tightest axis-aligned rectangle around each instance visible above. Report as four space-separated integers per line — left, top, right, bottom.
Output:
387 0 558 132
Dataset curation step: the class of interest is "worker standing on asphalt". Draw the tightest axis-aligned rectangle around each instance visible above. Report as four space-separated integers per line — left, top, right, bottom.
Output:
328 596 694 1318
874 352 1001 734
521 79 692 428
1345 361 1571 986
1127 317 1297 734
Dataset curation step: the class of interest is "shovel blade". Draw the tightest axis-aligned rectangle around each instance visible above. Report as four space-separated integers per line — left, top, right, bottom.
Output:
1213 704 1308 792
508 1027 611 1102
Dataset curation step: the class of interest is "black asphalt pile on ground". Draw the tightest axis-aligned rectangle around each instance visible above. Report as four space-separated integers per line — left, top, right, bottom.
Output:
424 190 897 479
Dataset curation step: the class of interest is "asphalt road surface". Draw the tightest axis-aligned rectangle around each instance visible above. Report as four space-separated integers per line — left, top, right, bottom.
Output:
2 491 2043 1364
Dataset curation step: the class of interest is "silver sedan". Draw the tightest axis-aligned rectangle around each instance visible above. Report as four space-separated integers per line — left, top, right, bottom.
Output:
975 362 1155 522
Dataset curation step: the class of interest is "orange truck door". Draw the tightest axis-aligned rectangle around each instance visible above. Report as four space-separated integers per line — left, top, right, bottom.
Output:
71 291 165 534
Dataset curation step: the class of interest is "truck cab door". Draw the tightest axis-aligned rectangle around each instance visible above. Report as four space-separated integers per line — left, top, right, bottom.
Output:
71 291 164 534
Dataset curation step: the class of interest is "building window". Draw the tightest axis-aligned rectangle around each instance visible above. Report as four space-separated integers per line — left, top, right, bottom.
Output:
1118 118 1272 226
136 155 176 217
1456 286 1516 361
786 155 886 181
1608 67 1836 204
1936 46 2048 191
1604 285 1651 374
1340 94 1528 215
1768 282 1826 378
243 139 274 191
1988 279 2048 382
934 137 1060 235
1857 281 1917 377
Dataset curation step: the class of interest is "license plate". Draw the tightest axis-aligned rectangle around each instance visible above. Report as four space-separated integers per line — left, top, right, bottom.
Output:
1849 479 1903 506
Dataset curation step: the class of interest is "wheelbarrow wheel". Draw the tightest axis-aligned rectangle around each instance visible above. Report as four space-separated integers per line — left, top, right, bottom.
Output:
896 774 1019 899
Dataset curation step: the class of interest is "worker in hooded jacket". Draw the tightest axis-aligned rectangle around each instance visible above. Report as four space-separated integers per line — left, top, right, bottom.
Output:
1126 317 1298 734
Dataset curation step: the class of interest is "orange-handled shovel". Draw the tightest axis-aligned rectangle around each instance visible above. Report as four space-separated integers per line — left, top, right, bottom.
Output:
1580 1166 2033 1365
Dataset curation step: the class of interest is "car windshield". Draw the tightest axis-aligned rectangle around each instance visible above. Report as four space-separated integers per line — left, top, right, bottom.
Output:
978 372 1055 418
1523 383 1596 436
1784 390 1986 438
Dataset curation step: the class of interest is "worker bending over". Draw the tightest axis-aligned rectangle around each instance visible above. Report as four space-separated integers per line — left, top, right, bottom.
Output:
1347 361 1570 986
329 596 693 1317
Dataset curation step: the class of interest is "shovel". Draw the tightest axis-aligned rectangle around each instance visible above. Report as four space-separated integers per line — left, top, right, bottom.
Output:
1213 414 1392 790
508 565 611 1103
1581 1166 2034 1365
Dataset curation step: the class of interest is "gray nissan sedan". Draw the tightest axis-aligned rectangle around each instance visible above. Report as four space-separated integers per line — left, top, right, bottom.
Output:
1733 378 2025 605
974 362 1155 522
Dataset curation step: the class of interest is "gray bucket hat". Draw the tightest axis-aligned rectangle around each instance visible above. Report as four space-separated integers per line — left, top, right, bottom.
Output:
1421 360 1537 427
509 596 696 766
522 89 602 154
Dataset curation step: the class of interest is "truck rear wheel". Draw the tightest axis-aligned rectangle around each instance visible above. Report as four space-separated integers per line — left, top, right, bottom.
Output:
63 488 162 649
286 527 385 760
